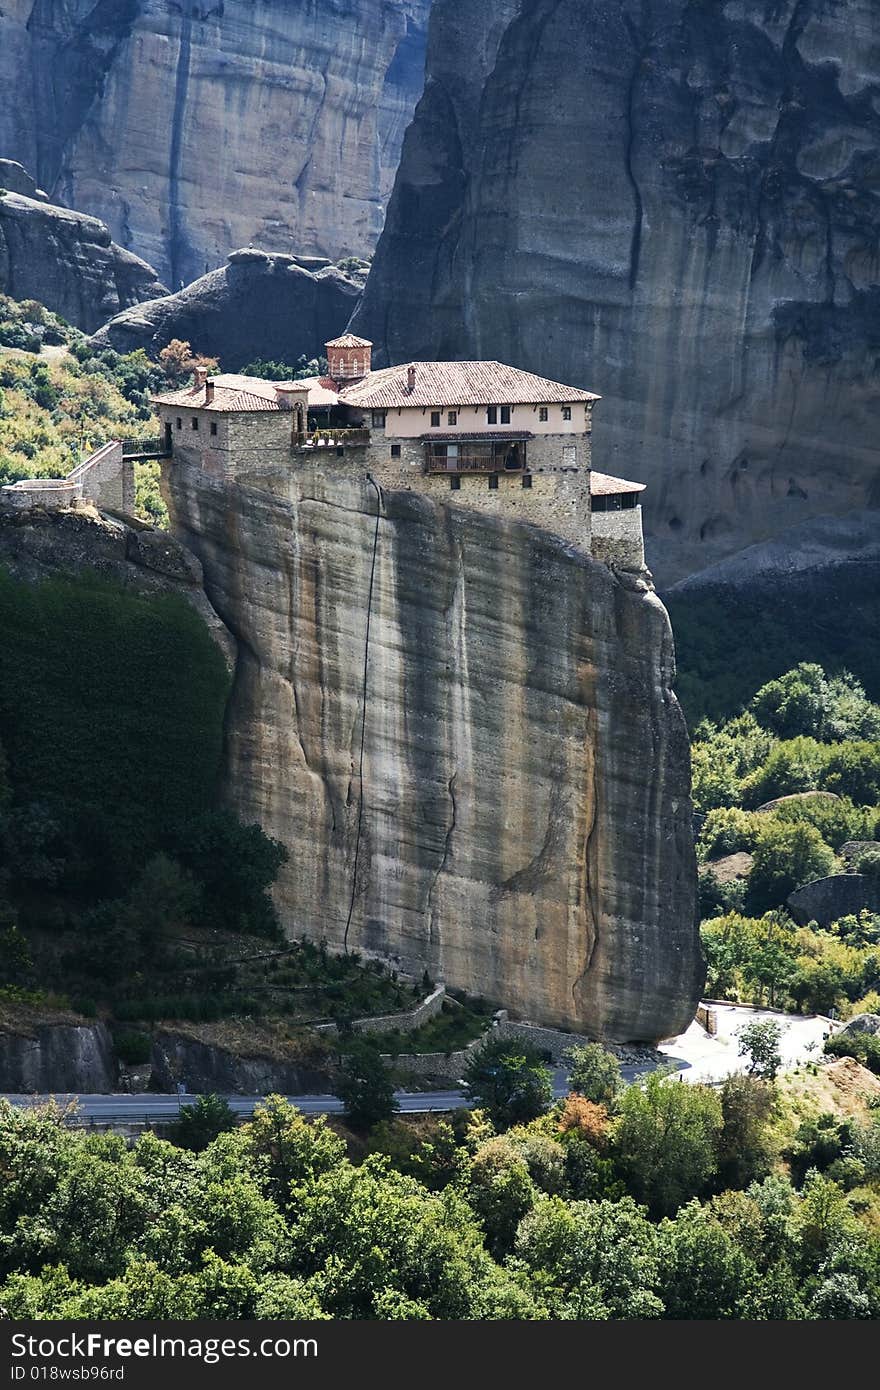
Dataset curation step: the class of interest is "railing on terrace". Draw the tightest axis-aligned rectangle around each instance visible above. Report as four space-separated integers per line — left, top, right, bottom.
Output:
120 436 170 459
296 428 371 449
426 456 527 474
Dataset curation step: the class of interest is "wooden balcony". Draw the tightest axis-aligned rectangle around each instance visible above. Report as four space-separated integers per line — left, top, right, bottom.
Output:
424 438 527 474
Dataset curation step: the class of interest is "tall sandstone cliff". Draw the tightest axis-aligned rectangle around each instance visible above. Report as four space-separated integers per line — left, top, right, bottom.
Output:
354 0 880 584
165 454 702 1042
0 0 430 288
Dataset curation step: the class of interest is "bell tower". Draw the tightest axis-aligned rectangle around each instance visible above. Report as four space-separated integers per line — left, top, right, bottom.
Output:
326 334 372 382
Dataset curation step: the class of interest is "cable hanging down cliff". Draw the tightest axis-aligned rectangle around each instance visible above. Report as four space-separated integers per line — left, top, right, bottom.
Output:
343 472 383 953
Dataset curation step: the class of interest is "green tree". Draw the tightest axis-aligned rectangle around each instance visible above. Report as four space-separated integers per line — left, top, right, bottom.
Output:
612 1073 723 1218
658 1202 757 1319
565 1042 623 1105
745 821 836 915
462 1036 553 1130
168 1094 238 1153
715 1074 777 1189
174 810 288 938
466 1137 537 1258
245 1097 346 1207
737 1018 785 1080
334 1039 399 1131
514 1195 663 1319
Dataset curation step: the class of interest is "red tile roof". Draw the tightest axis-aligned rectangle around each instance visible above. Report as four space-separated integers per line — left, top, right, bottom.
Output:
151 373 310 412
338 361 600 409
590 470 645 495
326 333 373 348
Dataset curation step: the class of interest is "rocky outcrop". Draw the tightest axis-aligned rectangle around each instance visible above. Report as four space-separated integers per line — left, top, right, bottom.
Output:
354 0 880 585
0 506 234 666
0 1019 117 1092
165 452 703 1043
841 1013 880 1036
0 159 48 201
151 1031 333 1096
91 250 361 371
0 183 166 332
788 873 880 927
0 0 430 289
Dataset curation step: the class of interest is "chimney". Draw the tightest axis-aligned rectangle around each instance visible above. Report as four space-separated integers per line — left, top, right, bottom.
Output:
194 365 208 389
204 378 215 404
407 365 416 393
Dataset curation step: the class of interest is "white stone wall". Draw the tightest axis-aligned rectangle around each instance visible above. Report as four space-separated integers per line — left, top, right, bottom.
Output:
376 402 594 439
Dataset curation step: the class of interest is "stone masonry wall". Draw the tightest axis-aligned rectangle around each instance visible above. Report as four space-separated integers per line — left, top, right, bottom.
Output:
1 441 132 514
590 506 645 571
312 983 447 1037
363 432 592 551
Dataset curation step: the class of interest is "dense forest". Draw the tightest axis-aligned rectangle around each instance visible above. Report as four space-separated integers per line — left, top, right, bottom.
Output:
691 664 880 1053
2 1049 879 1320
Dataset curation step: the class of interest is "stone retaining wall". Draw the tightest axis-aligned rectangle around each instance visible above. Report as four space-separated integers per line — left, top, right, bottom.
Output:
0 440 133 514
312 983 447 1038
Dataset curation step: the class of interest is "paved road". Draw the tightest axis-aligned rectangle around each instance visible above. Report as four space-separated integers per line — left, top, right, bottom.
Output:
1 1064 657 1127
0 1004 836 1127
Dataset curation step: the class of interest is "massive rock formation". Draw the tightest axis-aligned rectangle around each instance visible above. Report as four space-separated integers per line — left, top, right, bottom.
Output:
91 249 361 369
0 0 430 288
165 452 702 1042
0 184 166 332
354 0 880 584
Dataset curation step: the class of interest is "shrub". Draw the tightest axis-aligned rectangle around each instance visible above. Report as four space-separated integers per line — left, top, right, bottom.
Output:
114 1031 152 1067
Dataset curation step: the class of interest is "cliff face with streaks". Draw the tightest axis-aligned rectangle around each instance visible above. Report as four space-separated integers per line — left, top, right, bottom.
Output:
354 0 880 584
164 449 702 1042
0 0 429 288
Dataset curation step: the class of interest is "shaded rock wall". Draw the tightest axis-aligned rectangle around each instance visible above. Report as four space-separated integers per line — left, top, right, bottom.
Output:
91 249 360 369
0 1020 117 1092
354 0 880 584
0 0 430 288
151 1031 333 1096
787 872 879 927
0 187 166 332
165 452 702 1042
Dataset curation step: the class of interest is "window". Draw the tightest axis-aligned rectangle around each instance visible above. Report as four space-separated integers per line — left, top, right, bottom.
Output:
488 474 498 490
390 444 401 458
448 410 457 426
176 417 182 430
486 406 497 424
210 421 218 436
500 406 511 424
371 411 386 428
191 417 199 430
538 407 548 422
450 476 460 490
562 406 572 421
431 411 441 427
522 474 532 489
622 493 637 509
